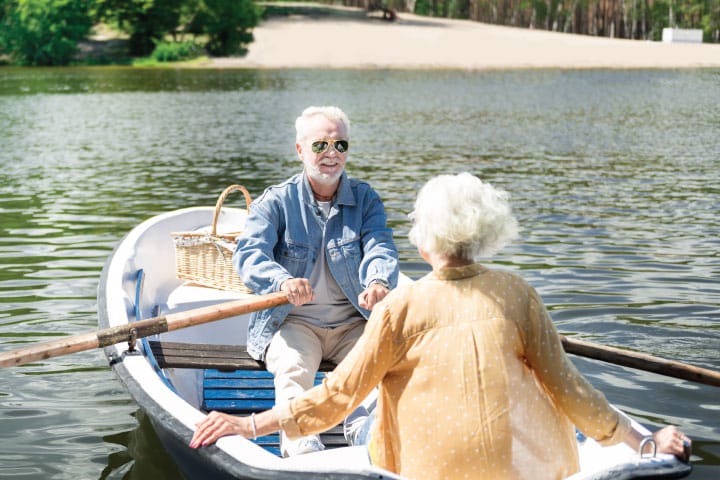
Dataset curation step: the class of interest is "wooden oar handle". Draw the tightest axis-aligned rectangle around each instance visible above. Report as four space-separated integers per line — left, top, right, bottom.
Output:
164 290 288 332
561 335 720 388
0 292 289 369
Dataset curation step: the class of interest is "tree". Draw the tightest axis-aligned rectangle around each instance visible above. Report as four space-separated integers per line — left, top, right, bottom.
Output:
0 0 93 65
188 0 260 56
402 0 719 41
96 0 184 55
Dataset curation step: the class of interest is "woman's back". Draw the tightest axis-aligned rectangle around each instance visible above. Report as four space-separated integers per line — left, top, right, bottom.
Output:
373 263 594 480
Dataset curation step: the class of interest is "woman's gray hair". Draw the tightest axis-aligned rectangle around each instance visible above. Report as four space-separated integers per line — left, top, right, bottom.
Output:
409 172 519 259
295 106 350 143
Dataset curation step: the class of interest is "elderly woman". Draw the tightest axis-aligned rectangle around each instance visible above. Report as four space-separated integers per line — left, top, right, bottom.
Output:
190 172 690 479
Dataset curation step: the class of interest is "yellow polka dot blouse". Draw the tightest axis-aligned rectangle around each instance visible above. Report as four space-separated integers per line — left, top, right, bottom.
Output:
276 263 631 479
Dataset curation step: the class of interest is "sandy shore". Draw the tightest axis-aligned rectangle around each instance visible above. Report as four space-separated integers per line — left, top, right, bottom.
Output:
203 5 720 70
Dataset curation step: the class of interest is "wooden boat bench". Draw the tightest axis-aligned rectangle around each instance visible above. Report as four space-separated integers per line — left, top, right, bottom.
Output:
147 341 337 371
147 340 343 456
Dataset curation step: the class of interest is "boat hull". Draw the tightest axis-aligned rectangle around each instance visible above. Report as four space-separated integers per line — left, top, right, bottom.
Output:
98 206 691 480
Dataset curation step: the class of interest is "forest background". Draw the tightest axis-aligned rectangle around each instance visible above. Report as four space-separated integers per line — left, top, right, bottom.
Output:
0 0 718 66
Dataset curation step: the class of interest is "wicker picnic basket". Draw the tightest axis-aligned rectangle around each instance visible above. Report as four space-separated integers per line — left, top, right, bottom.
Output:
171 184 253 293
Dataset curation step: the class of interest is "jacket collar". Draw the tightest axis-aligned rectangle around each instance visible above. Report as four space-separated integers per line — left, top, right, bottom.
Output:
301 171 355 207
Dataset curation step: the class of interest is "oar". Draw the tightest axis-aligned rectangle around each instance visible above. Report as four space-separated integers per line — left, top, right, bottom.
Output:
2 294 718 388
0 292 289 369
561 335 720 387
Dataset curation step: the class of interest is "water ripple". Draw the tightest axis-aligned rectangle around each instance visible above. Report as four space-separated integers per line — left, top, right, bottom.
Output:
0 68 718 478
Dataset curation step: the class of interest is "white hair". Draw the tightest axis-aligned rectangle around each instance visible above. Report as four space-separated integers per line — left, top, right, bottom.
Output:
295 106 350 143
409 172 519 259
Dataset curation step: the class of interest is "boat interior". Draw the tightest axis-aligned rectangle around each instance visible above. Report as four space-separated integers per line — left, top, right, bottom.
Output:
104 206 689 479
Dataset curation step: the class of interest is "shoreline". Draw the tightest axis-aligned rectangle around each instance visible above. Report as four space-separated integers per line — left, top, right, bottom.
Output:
196 7 720 70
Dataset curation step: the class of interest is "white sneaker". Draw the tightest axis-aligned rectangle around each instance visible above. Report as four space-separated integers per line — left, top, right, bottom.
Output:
281 434 325 457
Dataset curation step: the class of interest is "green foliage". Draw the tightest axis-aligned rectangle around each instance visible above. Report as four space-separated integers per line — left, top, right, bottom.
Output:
0 0 93 65
531 0 549 28
2 0 719 67
150 39 202 61
96 0 184 56
96 0 260 56
647 0 671 40
413 0 431 16
701 3 720 42
189 0 260 56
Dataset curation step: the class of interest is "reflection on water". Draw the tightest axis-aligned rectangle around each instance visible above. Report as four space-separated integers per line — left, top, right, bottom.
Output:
101 410 185 480
0 67 718 479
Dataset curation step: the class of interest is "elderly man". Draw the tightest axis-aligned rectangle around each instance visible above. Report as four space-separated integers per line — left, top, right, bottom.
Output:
232 106 399 456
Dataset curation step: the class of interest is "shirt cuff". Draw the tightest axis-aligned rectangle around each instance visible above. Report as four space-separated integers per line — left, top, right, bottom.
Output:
274 275 294 293
369 278 390 289
598 409 633 446
274 401 304 440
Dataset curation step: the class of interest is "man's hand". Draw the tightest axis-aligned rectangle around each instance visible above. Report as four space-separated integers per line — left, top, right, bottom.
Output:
359 282 390 310
281 278 314 305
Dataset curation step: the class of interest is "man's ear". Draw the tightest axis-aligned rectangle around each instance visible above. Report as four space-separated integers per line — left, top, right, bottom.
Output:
296 142 303 160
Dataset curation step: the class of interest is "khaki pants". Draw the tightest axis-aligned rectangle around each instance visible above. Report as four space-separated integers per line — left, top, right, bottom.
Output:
265 318 365 405
266 318 366 453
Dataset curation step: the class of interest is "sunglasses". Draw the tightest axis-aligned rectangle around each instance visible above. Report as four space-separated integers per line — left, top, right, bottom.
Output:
311 139 349 154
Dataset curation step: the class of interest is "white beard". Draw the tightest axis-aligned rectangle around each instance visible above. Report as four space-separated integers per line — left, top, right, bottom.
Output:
305 160 343 185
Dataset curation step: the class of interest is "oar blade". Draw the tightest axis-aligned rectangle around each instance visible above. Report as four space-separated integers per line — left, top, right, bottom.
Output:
0 332 100 368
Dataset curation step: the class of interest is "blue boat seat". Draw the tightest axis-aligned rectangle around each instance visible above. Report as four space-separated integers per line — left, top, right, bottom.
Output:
202 368 347 456
144 339 345 455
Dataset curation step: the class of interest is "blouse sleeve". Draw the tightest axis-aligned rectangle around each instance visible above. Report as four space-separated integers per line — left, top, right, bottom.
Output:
276 301 397 439
520 285 632 446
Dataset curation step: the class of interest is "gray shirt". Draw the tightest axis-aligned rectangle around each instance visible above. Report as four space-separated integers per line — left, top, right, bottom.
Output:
285 201 364 328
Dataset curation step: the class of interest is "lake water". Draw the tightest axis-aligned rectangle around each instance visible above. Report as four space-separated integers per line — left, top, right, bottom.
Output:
0 67 718 479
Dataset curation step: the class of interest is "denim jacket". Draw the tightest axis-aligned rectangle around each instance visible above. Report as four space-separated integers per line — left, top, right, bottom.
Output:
233 172 399 360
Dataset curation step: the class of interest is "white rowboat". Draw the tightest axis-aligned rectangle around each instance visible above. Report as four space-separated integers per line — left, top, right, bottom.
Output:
97 205 692 480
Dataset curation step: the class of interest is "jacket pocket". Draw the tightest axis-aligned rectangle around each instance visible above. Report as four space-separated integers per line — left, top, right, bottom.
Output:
277 241 310 277
339 238 362 263
336 237 363 292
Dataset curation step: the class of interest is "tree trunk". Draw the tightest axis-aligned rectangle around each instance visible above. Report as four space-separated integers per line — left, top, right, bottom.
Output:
545 0 551 29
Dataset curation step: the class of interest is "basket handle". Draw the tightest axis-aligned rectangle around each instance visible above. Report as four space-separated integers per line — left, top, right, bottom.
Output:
211 184 252 236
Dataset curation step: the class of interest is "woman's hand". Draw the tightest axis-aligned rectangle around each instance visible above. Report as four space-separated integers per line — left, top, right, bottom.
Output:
652 425 692 462
189 411 250 449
